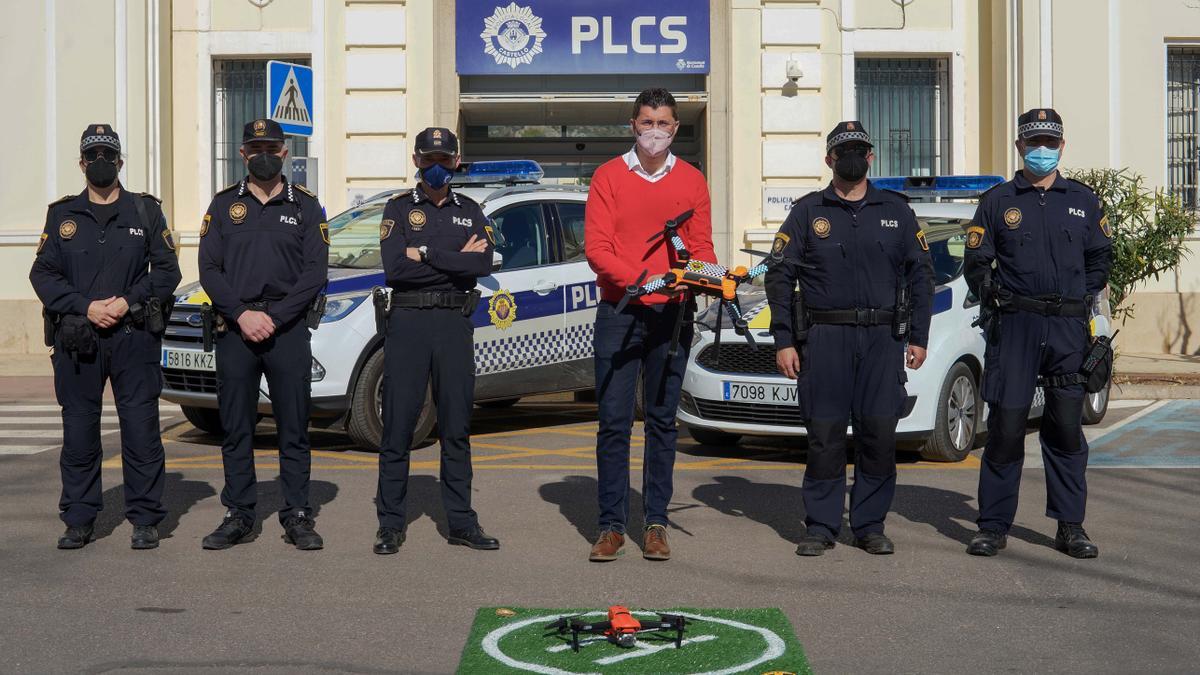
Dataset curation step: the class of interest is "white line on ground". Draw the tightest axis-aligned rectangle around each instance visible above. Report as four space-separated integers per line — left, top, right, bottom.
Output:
592 635 718 665
0 446 60 456
1106 399 1154 410
1084 400 1171 444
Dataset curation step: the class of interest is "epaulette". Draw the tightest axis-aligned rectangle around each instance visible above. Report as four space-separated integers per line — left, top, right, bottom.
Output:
881 188 911 203
47 194 74 208
137 192 162 204
294 183 317 199
978 182 1005 201
214 181 240 196
1066 177 1098 195
791 188 823 206
454 190 479 204
388 190 413 202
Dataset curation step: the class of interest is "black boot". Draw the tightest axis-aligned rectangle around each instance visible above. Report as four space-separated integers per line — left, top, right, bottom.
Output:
373 528 406 555
282 511 323 551
795 533 835 557
966 529 1007 557
1055 522 1099 559
131 525 160 550
57 523 94 550
448 525 500 550
202 512 253 550
855 532 895 555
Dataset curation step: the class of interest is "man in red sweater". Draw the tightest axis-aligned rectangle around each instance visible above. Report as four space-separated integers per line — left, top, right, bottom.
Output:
584 88 716 562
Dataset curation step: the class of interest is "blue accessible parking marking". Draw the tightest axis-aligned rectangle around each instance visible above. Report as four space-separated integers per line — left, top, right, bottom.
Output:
1088 400 1200 467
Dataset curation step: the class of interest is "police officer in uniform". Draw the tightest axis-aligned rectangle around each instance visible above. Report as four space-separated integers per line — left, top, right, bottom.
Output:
964 109 1112 559
30 124 181 550
373 127 499 554
767 122 934 556
198 119 329 551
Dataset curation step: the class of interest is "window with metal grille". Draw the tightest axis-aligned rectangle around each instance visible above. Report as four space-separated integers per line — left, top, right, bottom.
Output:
855 57 951 177
1168 47 1199 211
211 58 309 194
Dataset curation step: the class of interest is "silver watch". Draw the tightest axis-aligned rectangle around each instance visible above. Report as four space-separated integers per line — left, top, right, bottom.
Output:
418 245 429 262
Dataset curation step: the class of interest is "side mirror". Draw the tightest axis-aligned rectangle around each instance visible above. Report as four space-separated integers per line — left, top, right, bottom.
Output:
492 251 504 273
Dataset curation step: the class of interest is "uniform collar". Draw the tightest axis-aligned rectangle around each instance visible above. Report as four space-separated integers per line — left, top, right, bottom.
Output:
1013 170 1069 193
238 176 297 203
65 184 134 219
624 147 676 179
820 181 886 206
413 183 462 207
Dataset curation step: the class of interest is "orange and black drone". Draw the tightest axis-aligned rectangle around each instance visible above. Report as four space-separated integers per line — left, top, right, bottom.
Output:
615 209 786 355
545 606 690 652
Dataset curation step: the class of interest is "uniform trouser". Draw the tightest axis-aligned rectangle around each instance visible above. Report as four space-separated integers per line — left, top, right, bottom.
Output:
977 312 1089 533
377 307 478 532
593 301 693 535
52 324 166 528
215 320 313 524
795 324 907 540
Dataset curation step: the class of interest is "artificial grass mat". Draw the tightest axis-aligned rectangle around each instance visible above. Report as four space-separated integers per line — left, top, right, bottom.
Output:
457 607 812 674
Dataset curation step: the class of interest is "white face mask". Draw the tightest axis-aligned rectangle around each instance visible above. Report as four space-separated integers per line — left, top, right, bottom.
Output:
636 128 674 158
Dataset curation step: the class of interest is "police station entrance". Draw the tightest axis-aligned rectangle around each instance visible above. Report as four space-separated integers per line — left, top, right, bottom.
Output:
454 1 712 183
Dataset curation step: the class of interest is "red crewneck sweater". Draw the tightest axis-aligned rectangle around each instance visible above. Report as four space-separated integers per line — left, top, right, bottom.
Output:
584 155 716 305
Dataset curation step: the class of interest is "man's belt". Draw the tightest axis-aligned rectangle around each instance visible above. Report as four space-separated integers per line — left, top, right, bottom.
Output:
391 290 471 309
1003 294 1087 317
808 308 895 326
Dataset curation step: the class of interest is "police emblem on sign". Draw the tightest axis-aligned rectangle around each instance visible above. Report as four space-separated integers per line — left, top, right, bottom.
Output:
488 289 517 330
480 3 546 69
59 220 77 240
409 209 427 230
230 202 248 224
812 217 831 238
1004 208 1022 229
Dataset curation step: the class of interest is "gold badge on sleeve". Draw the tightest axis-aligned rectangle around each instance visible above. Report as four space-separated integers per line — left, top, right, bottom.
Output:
380 219 395 241
916 229 929 252
772 232 790 255
200 214 211 237
966 225 985 249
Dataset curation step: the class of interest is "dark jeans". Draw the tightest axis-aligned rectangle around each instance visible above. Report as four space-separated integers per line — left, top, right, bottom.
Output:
593 300 692 535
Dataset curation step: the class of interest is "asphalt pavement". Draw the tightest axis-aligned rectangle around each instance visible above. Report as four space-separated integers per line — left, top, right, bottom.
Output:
1 386 1198 674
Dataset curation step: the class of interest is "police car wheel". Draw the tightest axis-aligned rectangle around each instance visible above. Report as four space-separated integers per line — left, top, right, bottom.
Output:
687 425 742 447
478 398 520 409
181 406 223 435
921 361 980 462
347 349 437 450
1082 380 1110 425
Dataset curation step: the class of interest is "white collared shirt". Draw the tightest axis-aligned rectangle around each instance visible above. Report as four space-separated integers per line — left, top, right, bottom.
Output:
623 147 676 183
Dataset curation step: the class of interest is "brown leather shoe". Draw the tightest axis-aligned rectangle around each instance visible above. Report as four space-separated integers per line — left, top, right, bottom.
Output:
588 530 625 562
642 524 671 561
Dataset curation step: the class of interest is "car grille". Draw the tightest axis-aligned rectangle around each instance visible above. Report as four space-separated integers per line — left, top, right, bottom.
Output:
695 344 777 374
692 397 803 426
165 304 204 345
163 368 218 394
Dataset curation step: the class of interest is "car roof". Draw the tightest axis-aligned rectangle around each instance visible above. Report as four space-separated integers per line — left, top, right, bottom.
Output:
356 183 588 210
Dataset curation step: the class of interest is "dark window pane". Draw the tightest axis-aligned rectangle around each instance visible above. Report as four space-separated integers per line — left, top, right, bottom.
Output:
855 57 951 177
1167 47 1199 211
492 204 551 270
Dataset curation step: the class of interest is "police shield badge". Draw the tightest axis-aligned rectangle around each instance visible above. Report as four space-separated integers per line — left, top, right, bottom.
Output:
380 219 395 241
200 213 211 237
408 209 427 231
319 222 330 245
916 229 929 252
59 220 77 240
229 202 248 224
1004 208 1022 229
812 217 831 238
162 229 176 251
772 232 790 255
966 225 985 249
488 290 517 330
37 232 48 255
1100 214 1112 239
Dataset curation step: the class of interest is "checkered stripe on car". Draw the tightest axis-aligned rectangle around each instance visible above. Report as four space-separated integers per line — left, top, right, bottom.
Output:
475 324 594 376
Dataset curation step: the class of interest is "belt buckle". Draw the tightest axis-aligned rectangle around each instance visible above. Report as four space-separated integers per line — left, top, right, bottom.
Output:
854 309 870 325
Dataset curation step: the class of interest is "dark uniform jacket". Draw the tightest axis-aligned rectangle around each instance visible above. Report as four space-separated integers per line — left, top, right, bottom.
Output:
963 172 1112 302
379 186 495 292
30 188 181 316
766 183 935 348
198 178 329 327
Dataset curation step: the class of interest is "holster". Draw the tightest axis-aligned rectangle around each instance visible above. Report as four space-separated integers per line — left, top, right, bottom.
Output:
200 303 215 353
791 289 808 343
145 297 167 334
892 277 912 340
59 314 97 357
1079 331 1118 393
462 289 482 317
372 287 391 335
43 310 58 347
306 293 327 330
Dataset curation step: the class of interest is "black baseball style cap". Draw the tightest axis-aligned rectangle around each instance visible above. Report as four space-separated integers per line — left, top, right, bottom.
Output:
242 118 286 144
80 124 121 152
1017 108 1064 139
826 121 873 154
414 127 459 156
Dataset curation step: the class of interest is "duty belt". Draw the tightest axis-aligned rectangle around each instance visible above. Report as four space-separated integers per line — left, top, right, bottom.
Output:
1003 295 1087 317
808 308 895 326
391 290 471 309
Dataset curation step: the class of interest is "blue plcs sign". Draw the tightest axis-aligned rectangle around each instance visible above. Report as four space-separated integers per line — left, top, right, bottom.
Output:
456 0 710 75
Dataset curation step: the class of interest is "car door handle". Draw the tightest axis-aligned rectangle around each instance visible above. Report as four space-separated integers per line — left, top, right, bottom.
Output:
533 280 559 295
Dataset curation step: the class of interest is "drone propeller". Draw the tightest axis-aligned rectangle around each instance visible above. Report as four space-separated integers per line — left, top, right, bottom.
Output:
615 269 649 314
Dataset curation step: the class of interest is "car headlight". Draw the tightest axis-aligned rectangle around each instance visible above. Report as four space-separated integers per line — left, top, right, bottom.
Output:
321 292 369 323
311 358 326 382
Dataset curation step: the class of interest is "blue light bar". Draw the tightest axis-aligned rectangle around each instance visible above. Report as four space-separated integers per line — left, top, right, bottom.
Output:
870 175 1004 198
456 160 544 185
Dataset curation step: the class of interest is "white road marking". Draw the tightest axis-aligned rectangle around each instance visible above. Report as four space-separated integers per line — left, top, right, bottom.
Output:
593 635 718 665
1084 400 1171 443
1106 399 1153 410
1024 400 1170 468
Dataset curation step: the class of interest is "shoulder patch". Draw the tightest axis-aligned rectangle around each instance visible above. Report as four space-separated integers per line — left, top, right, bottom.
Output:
294 184 317 199
916 229 929 252
771 232 791 256
388 190 414 203
1099 214 1112 239
319 221 330 245
966 225 985 249
137 192 162 204
214 181 240 196
36 232 48 255
47 194 74 208
200 213 211 237
380 219 395 241
161 228 176 251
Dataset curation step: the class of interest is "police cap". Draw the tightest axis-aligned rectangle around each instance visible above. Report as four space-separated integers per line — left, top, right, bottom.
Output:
242 118 286 144
826 121 873 154
414 127 459 156
1018 108 1064 139
80 124 121 153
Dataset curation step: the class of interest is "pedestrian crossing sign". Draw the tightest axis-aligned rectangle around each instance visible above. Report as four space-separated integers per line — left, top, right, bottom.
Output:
266 60 314 136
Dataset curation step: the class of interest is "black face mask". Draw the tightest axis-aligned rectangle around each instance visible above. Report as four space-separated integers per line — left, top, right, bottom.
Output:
833 152 869 183
85 158 118 188
248 153 284 181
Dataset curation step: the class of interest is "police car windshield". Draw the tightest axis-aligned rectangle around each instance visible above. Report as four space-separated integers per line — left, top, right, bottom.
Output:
920 218 972 285
327 203 385 269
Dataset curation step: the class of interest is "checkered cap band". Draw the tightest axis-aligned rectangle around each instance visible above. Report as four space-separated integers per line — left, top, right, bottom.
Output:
826 131 872 152
1018 121 1064 137
81 134 120 151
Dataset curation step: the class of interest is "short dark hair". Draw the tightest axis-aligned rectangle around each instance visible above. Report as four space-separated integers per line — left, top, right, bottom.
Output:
632 88 677 120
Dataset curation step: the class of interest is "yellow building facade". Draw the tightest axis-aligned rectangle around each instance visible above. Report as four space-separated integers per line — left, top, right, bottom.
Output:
1 0 1197 359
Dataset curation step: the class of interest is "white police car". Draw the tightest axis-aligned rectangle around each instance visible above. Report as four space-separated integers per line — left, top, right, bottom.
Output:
160 161 602 449
678 176 1113 462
